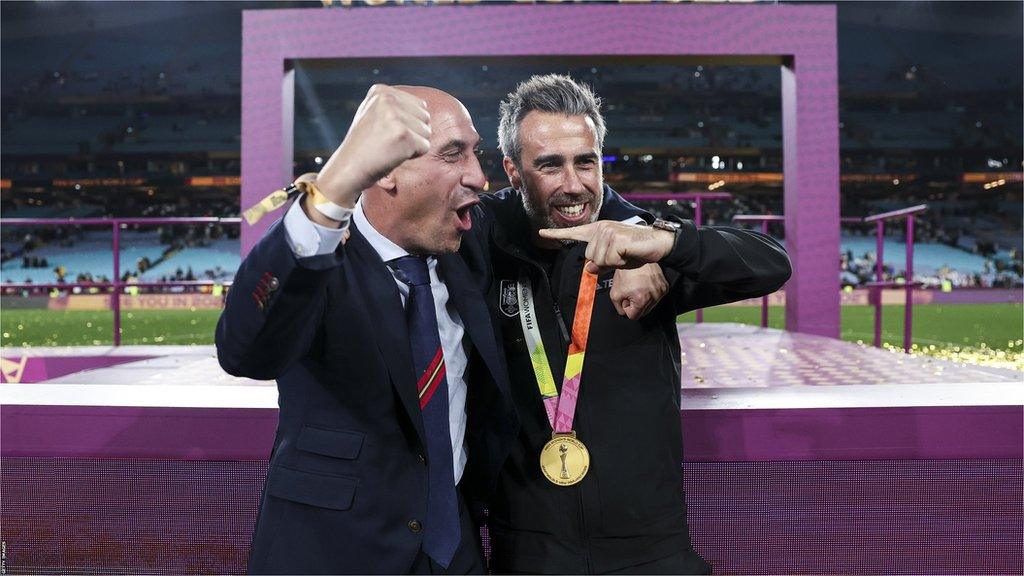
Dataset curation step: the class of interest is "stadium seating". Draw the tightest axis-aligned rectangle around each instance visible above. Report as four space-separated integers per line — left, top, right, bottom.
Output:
138 239 239 281
840 234 991 275
1 231 166 283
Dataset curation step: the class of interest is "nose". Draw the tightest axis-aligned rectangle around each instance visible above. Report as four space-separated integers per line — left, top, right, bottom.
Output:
462 152 487 193
561 165 587 196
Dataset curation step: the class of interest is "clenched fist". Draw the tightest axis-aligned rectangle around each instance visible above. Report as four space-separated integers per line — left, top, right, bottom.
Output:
539 221 676 274
315 84 432 208
611 263 669 320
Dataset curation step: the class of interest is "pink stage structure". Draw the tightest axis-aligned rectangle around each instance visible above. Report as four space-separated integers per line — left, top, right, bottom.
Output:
239 2 841 338
2 4 1021 575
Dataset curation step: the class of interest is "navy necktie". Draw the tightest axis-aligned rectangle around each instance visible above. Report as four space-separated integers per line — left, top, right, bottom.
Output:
391 255 460 568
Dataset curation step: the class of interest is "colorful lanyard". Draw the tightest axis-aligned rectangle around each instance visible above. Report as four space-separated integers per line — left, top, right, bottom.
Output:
517 266 598 434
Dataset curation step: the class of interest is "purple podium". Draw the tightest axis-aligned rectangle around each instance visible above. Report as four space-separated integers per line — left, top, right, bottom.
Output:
3 324 1021 574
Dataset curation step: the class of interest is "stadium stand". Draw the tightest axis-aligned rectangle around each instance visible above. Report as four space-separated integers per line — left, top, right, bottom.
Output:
1 2 1020 291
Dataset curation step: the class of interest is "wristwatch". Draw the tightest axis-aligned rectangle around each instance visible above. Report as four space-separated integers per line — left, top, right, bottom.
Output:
650 219 682 262
651 219 682 234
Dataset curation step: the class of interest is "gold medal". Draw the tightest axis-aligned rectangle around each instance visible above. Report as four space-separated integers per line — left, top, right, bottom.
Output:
540 432 590 486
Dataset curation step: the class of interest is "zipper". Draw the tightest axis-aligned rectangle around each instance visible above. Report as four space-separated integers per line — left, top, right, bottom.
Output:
496 242 570 345
497 238 592 570
578 483 593 572
551 301 570 343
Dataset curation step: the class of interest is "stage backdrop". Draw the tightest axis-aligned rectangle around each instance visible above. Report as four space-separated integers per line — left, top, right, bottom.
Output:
240 3 841 337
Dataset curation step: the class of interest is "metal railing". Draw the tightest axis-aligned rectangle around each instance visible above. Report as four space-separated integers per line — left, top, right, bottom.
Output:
1 217 240 345
862 204 927 352
732 205 928 352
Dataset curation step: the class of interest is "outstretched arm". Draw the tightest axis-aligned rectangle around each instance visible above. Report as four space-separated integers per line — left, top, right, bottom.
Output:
539 219 792 313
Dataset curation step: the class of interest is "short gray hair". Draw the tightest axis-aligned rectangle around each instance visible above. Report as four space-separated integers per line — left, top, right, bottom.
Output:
498 74 607 167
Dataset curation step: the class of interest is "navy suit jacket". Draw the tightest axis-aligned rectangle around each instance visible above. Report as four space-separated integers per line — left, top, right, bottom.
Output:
216 217 517 574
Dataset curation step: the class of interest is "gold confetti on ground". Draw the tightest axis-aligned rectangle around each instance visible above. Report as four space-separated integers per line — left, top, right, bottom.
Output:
881 340 1024 371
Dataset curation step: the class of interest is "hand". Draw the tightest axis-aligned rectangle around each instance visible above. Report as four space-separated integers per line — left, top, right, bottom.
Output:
315 84 432 207
611 263 669 320
538 221 675 274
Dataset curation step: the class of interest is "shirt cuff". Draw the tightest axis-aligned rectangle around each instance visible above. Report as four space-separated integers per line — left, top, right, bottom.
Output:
620 215 647 225
283 195 350 257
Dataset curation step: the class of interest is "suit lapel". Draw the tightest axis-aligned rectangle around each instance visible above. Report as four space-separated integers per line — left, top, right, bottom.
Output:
438 253 511 402
346 223 426 445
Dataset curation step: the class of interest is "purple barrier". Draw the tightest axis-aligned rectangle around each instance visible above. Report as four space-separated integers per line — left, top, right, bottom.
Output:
0 355 154 384
3 402 1023 576
687 457 1022 575
928 288 1024 304
2 404 1020 463
1 406 277 460
3 452 1019 575
2 328 1021 574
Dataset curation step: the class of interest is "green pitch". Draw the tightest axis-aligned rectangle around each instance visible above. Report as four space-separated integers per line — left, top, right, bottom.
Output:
1 303 1022 353
1 309 222 347
678 303 1024 351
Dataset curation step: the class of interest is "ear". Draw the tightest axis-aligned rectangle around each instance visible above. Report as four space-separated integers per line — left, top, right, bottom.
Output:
503 157 522 190
377 172 397 193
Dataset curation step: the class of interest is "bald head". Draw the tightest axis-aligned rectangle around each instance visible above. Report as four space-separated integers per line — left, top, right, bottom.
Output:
392 85 475 137
361 85 486 255
394 85 453 108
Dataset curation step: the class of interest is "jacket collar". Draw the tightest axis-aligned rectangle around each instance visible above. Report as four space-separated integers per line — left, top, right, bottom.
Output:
345 221 426 446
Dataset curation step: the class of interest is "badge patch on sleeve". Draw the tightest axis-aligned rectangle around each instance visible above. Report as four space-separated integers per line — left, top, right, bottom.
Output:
499 280 520 318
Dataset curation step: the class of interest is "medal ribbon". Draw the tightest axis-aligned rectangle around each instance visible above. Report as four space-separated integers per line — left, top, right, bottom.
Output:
517 266 599 434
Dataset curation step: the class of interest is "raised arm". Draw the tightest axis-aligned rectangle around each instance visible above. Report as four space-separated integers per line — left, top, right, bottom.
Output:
217 84 435 378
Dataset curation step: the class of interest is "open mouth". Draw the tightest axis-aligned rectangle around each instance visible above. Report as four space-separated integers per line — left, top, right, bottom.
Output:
552 202 590 224
453 199 479 232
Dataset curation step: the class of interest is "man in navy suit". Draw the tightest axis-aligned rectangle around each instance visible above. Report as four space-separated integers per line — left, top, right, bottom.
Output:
217 85 518 574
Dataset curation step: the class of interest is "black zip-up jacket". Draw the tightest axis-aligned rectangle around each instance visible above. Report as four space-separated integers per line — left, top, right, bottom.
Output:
461 186 792 574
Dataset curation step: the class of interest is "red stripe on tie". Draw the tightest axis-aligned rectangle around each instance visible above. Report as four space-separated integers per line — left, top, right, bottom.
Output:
419 360 446 409
417 347 445 393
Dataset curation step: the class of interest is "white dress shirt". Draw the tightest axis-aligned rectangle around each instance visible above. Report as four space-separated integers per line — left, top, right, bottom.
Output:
283 197 470 482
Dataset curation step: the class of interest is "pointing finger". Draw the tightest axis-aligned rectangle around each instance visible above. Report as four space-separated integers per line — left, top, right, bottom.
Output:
537 223 598 242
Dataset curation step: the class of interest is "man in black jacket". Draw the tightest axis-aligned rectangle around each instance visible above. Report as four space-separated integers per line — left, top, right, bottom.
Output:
460 75 792 574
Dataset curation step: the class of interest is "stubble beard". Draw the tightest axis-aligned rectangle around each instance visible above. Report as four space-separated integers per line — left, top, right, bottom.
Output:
519 184 603 245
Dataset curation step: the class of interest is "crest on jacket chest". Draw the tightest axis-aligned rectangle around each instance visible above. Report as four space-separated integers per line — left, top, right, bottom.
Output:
499 280 519 318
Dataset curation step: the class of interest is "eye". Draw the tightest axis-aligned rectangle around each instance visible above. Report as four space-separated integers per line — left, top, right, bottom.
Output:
473 147 484 157
441 151 464 163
